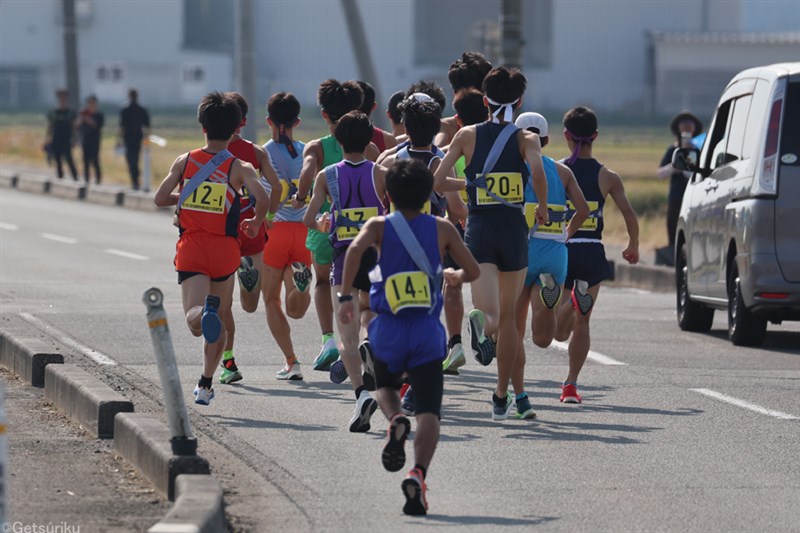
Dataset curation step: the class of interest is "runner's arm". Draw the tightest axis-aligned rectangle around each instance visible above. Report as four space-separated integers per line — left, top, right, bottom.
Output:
338 218 382 324
522 131 549 225
255 145 282 216
382 131 398 150
605 167 640 264
366 142 380 162
431 158 467 221
153 155 186 207
556 162 589 239
438 218 479 285
303 171 329 232
376 144 399 165
296 141 321 203
237 161 268 238
432 129 468 193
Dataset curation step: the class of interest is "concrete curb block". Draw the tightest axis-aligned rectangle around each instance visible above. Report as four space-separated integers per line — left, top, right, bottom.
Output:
613 263 675 293
114 413 210 501
15 174 50 194
123 190 161 212
147 475 226 533
44 364 134 438
0 332 64 387
49 179 87 200
0 171 18 188
86 187 125 206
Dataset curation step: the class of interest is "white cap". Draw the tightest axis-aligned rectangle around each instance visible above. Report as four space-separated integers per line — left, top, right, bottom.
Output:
515 112 548 138
409 92 434 103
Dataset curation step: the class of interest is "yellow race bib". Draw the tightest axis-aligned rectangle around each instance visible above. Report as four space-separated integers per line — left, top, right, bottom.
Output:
476 172 524 206
390 200 431 215
567 200 599 231
457 175 469 204
335 207 379 242
384 271 432 314
279 179 309 204
525 203 566 236
181 182 227 213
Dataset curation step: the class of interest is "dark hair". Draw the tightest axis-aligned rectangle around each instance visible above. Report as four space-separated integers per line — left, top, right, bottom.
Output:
482 67 526 113
267 92 301 126
318 79 364 123
400 99 441 147
333 111 373 153
128 88 138 102
386 159 433 211
563 106 598 138
356 80 376 116
387 90 405 124
56 88 69 98
198 91 242 141
405 81 446 114
448 51 493 93
226 91 249 120
453 88 488 126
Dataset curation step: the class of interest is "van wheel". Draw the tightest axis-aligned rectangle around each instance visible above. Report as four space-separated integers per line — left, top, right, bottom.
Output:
727 262 767 346
676 243 714 332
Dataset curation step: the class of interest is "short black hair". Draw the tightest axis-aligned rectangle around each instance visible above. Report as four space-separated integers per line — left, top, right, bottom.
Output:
400 99 441 148
128 88 138 102
198 91 241 141
453 88 488 126
356 80 376 116
406 81 446 114
318 79 364 123
226 92 248 120
482 67 526 113
333 110 373 153
448 51 493 93
386 159 433 212
387 90 405 124
563 106 598 138
267 92 301 126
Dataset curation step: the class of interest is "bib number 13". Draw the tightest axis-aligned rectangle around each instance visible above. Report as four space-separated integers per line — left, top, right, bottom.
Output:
385 271 432 314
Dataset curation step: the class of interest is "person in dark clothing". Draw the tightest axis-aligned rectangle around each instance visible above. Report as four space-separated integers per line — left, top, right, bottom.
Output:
118 88 150 190
77 95 104 184
47 89 78 180
657 111 703 256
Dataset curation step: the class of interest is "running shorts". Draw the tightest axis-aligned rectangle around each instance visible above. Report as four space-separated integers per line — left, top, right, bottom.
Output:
464 209 528 272
525 238 568 287
373 358 443 418
175 232 240 283
565 242 612 289
329 246 377 291
263 222 311 270
238 222 268 258
306 228 333 266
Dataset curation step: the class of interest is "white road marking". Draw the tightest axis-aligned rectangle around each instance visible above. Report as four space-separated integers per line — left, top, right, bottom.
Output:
0 222 19 231
551 340 627 366
19 312 117 366
690 388 798 420
104 248 149 261
41 233 77 244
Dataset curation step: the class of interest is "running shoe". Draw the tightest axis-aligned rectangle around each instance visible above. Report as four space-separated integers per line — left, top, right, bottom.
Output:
442 343 466 375
571 279 593 316
515 395 537 420
329 358 348 384
401 468 428 516
382 414 411 472
238 256 260 293
359 339 376 391
560 383 582 404
291 262 312 293
349 390 378 433
218 358 242 384
539 273 562 310
469 309 495 366
276 362 303 381
400 387 415 417
313 338 339 371
201 295 222 344
193 385 215 406
491 391 515 421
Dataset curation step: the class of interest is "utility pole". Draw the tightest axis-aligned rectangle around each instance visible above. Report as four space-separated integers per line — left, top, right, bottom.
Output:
236 0 257 141
62 0 80 109
499 0 523 70
340 0 386 129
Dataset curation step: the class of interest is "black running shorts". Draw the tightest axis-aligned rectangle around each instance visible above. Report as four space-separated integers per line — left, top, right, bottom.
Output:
465 209 528 272
373 358 444 418
564 242 612 289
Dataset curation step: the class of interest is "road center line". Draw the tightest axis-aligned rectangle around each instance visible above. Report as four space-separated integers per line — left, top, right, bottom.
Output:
19 312 117 366
690 388 798 420
105 248 149 261
0 222 19 231
550 340 627 366
41 233 77 244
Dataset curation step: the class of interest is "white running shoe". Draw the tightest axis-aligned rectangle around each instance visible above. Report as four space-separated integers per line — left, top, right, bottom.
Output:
193 385 215 406
349 390 378 432
276 362 303 381
442 343 466 375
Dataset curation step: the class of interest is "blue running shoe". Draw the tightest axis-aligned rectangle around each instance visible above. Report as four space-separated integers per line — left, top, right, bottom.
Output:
401 387 415 417
330 358 348 384
469 309 495 366
201 295 222 344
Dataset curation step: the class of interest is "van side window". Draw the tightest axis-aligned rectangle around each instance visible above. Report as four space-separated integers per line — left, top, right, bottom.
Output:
780 82 800 162
742 80 770 161
706 100 733 171
723 94 752 164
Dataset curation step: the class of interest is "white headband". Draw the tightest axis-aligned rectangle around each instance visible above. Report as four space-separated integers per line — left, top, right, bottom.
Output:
486 96 520 123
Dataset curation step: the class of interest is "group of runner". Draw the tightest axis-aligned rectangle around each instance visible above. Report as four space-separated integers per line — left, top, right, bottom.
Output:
153 50 640 516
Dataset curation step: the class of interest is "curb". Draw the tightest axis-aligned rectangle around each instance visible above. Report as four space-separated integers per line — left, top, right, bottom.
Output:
0 331 64 387
44 364 134 439
147 474 225 533
613 263 675 293
114 412 210 501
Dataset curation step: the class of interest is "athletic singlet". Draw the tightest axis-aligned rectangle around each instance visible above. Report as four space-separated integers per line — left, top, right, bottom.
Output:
369 214 443 316
561 157 604 241
178 149 240 237
394 146 447 217
228 137 262 213
371 126 386 153
264 139 307 223
524 155 567 242
315 135 341 213
464 122 529 212
454 155 468 204
328 160 385 247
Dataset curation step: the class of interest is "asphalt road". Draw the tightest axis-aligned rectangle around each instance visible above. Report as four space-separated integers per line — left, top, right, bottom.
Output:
1 188 798 532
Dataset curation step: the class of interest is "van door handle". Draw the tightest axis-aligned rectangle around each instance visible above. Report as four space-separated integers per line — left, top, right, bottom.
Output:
705 183 718 193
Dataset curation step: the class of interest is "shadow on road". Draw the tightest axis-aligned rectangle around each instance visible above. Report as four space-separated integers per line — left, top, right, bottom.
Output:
409 514 559 527
204 413 338 432
702 329 800 355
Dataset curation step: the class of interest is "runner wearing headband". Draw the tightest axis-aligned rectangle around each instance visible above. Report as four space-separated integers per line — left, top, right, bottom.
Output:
377 81 447 164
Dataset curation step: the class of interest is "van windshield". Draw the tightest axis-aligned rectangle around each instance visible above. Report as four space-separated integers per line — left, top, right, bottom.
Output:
781 82 799 160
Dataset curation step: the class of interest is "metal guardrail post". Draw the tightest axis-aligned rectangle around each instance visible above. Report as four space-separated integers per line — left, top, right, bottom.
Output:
143 287 197 456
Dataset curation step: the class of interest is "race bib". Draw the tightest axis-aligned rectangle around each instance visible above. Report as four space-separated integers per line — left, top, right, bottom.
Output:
181 182 227 213
476 172 524 205
390 200 431 215
384 271 432 314
279 179 309 204
526 203 566 237
567 200 599 231
335 207 379 242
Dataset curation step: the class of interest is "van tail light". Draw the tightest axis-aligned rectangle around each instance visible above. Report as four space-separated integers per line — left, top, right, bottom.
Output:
756 292 788 299
753 79 786 198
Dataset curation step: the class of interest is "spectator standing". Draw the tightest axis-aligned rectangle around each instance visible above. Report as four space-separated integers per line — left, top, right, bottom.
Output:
77 95 104 184
118 88 150 190
47 88 78 180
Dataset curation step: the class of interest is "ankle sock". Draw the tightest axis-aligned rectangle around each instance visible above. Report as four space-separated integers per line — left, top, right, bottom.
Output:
222 350 234 361
516 392 528 402
355 385 366 400
198 375 212 389
322 332 335 344
414 464 427 479
448 335 462 349
492 393 507 406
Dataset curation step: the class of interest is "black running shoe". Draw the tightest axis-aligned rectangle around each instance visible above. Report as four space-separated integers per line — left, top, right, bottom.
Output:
382 414 411 472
